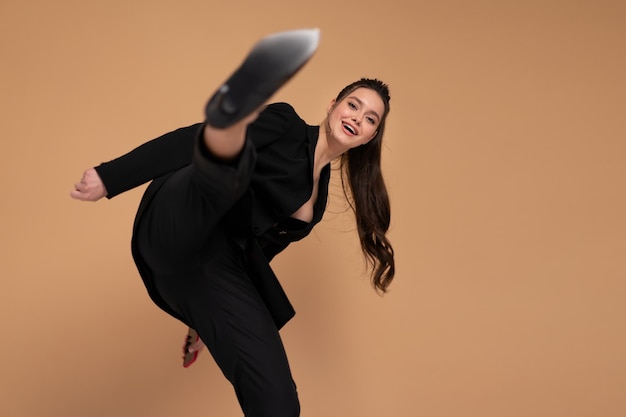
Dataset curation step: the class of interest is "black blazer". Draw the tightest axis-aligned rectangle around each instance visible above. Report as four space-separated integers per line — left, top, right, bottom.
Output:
95 103 331 329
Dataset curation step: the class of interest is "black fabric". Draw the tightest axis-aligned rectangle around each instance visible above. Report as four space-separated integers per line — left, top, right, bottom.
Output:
138 219 300 417
92 103 331 416
95 103 330 328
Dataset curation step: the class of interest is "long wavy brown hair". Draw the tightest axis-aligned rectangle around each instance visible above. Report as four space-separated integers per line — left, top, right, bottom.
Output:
333 78 395 293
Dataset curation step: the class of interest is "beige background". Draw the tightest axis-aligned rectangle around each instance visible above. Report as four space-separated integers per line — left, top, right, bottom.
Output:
2 1 625 416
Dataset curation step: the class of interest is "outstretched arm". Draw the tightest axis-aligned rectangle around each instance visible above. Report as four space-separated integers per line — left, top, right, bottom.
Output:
89 123 201 199
70 103 295 201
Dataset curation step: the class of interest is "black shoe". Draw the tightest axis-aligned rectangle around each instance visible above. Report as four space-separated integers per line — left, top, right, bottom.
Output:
205 28 320 128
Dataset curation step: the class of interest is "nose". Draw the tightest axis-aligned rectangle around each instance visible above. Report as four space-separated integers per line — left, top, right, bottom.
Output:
351 113 362 125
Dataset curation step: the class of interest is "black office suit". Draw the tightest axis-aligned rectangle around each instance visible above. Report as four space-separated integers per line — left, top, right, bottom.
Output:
95 103 331 417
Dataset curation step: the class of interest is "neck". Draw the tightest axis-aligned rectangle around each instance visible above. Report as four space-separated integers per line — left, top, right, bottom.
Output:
315 118 344 169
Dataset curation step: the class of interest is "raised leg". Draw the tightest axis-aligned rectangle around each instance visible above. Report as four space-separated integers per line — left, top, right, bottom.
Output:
204 28 320 128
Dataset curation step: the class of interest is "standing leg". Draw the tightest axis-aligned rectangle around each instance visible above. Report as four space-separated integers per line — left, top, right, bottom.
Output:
135 153 300 416
164 236 300 417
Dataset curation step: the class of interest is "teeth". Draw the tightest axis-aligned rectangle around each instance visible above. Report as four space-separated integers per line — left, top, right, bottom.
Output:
343 123 355 134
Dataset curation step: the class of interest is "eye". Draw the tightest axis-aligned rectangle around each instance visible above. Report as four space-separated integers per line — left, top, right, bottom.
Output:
348 102 357 110
366 116 377 125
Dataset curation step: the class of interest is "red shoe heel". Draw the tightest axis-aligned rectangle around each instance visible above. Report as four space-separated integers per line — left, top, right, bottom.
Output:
182 327 200 368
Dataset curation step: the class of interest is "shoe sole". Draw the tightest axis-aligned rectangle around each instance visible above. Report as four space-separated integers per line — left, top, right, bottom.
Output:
205 28 320 128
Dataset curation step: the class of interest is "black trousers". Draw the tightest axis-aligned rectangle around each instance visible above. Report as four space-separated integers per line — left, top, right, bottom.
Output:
135 139 300 417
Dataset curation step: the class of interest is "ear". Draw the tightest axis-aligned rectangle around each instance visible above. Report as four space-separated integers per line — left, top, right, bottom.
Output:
327 99 336 114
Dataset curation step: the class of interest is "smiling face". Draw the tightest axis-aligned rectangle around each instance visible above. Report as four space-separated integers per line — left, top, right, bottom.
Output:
326 87 386 150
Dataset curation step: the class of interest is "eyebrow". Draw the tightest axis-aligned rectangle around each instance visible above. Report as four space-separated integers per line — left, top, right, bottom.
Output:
349 96 381 121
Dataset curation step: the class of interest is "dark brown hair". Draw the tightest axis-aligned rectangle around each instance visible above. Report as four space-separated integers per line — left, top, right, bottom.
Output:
335 78 395 293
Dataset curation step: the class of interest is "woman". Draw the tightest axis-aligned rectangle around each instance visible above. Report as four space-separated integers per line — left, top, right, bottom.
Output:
71 29 395 417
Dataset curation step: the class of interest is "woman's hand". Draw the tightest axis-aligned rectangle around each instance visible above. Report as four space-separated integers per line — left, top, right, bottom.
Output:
70 168 107 201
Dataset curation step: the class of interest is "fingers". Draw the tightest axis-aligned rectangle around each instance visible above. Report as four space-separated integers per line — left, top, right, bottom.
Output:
74 181 86 192
70 168 107 201
70 179 93 201
70 181 86 200
69 189 83 200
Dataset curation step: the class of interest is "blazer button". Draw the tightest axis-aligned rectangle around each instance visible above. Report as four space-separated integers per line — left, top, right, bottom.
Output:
253 227 261 235
278 230 287 235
